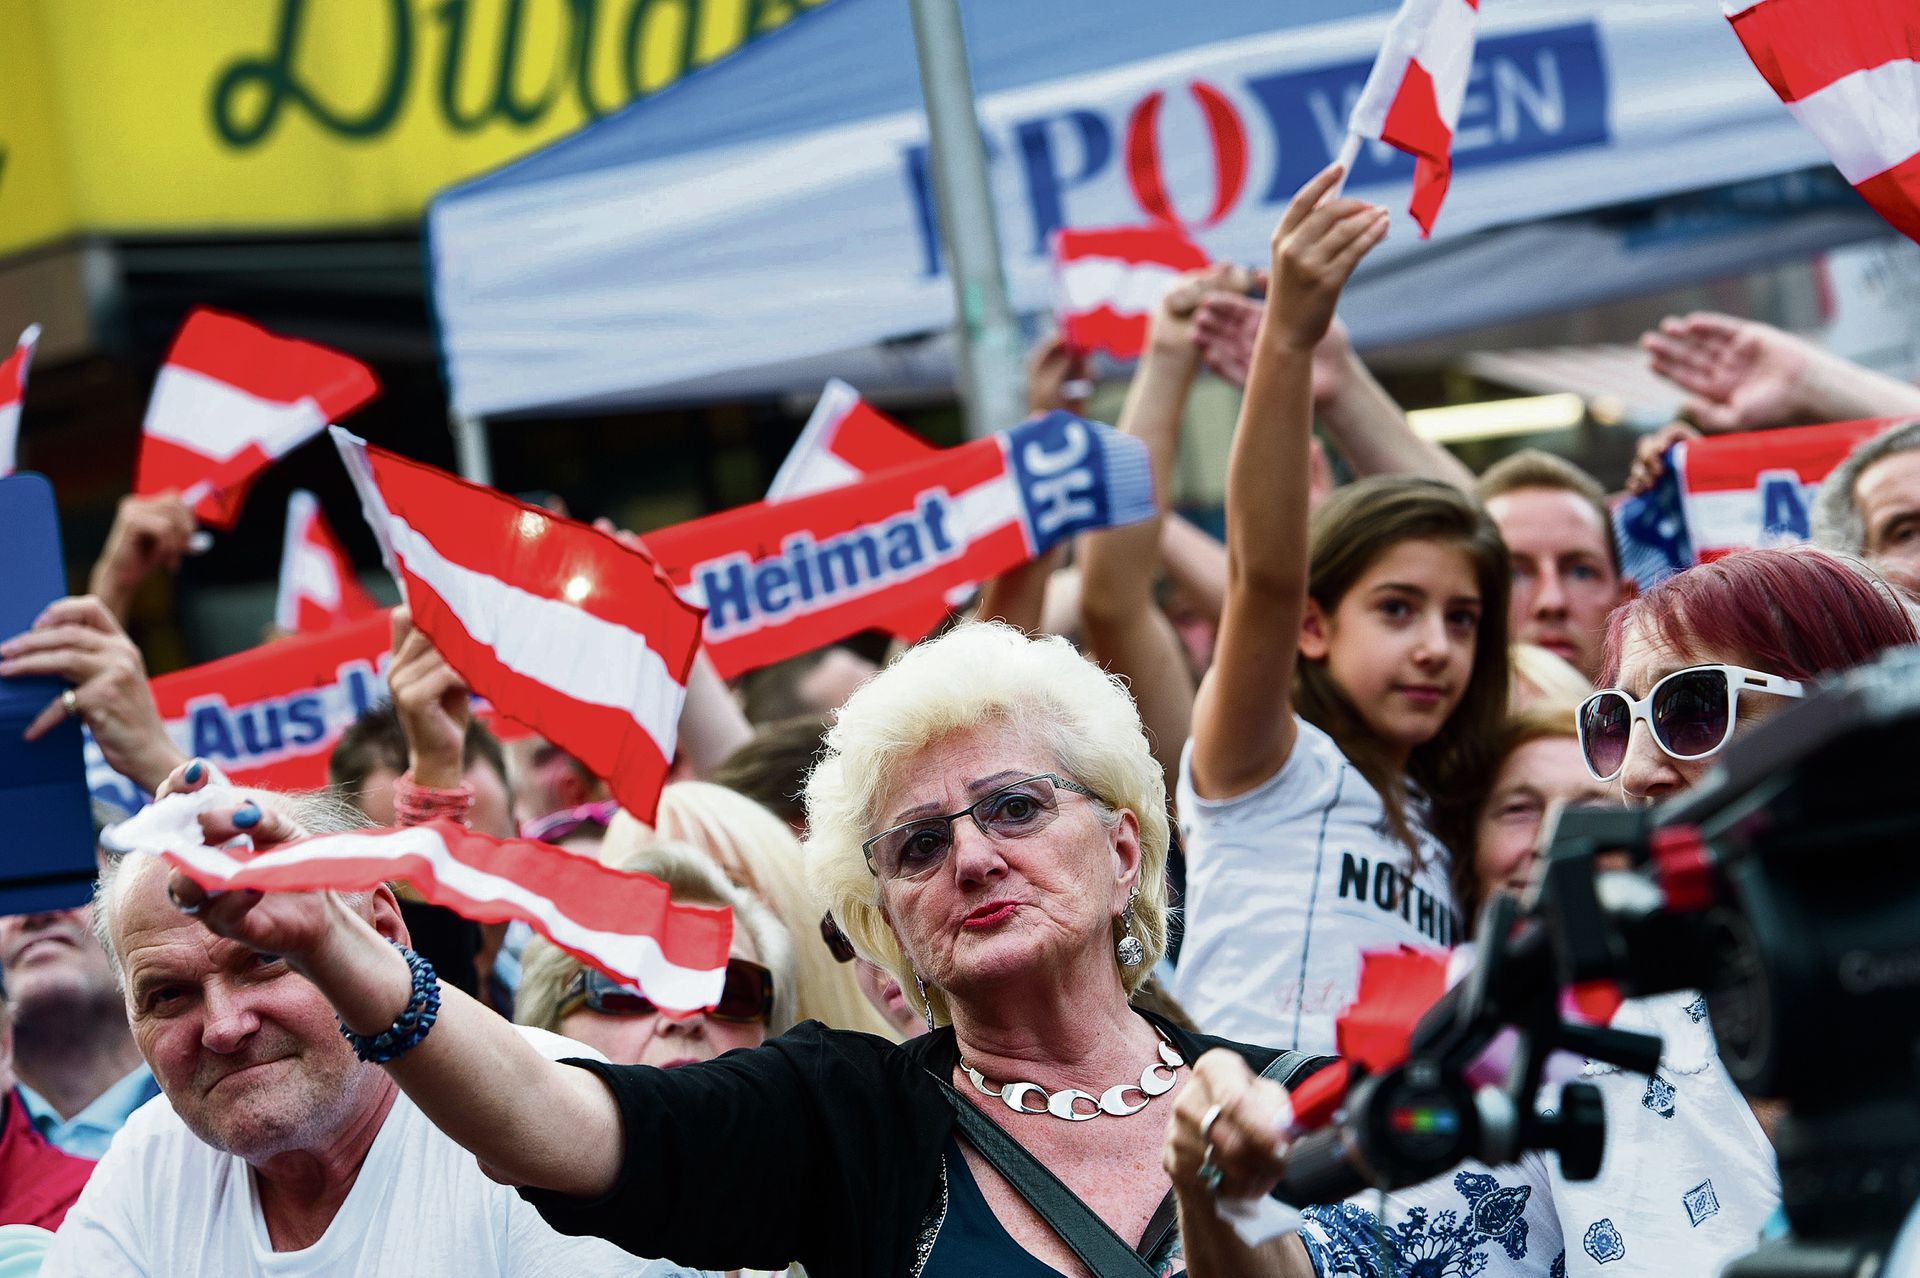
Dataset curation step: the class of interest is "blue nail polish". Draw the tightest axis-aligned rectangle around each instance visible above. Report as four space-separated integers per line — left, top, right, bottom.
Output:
184 759 205 784
232 803 262 829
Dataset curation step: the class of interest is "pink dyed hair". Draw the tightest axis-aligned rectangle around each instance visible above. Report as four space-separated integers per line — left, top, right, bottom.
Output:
1601 548 1917 686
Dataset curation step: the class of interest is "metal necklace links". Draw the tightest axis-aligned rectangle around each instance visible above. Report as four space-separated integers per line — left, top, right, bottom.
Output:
960 1030 1184 1121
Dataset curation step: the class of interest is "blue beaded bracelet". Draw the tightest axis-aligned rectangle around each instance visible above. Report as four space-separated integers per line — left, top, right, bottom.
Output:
340 943 441 1064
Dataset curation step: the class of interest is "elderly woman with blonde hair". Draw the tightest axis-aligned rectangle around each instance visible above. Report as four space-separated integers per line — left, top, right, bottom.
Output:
604 781 898 1039
159 622 1323 1277
516 838 796 1066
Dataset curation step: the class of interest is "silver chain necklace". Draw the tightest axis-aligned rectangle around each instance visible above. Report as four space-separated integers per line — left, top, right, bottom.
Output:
960 1032 1184 1121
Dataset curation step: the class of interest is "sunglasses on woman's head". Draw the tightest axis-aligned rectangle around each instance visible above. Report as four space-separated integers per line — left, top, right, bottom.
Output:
558 959 775 1025
861 773 1104 882
1576 663 1804 782
819 912 856 963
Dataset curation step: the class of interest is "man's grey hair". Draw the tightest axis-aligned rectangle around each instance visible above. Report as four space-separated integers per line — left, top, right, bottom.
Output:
1812 418 1920 557
92 789 376 988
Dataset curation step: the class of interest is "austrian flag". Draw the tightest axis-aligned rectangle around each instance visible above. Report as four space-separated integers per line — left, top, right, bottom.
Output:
107 786 733 1011
0 324 40 477
137 310 378 530
276 490 381 634
1347 0 1481 236
1726 0 1920 244
1053 226 1210 359
333 430 704 822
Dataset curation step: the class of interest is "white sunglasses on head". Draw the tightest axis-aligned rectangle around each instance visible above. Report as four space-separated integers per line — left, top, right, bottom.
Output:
1576 663 1804 782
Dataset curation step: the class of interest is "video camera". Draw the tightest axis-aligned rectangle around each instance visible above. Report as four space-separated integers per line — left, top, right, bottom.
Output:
1268 645 1920 1277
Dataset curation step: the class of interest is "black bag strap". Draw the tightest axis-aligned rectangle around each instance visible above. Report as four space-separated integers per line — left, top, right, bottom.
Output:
935 1077 1158 1278
1259 1048 1337 1090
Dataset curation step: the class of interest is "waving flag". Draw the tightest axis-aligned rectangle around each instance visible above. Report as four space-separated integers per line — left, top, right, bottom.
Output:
1346 0 1481 236
334 429 704 823
768 379 955 642
136 310 378 530
767 379 938 501
1612 417 1892 587
1726 0 1920 244
0 325 41 477
108 786 732 1010
276 490 381 634
646 411 1155 678
1053 226 1210 359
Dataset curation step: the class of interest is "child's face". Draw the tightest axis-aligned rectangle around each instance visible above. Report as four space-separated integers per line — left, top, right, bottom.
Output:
1305 539 1483 761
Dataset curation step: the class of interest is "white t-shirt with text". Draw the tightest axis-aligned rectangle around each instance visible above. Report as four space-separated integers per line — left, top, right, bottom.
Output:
1172 720 1459 1055
41 1027 704 1278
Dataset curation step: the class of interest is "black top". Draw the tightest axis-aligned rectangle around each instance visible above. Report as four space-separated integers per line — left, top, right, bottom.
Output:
519 1010 1288 1278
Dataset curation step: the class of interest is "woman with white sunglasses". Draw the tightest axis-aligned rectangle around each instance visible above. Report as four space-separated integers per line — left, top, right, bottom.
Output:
1549 546 1917 1276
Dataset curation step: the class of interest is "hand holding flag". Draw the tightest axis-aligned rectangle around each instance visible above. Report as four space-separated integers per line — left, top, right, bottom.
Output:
333 429 704 824
108 777 733 1011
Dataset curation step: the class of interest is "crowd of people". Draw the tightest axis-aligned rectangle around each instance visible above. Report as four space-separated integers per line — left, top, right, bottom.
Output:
3 163 1919 1276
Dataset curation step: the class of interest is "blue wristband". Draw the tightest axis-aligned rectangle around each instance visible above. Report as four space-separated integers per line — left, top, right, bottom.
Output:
340 943 441 1064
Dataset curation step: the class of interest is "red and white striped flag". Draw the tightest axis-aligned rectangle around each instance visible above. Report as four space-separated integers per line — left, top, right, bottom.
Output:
137 310 379 530
1346 0 1481 237
0 325 42 477
767 379 953 642
766 378 937 502
275 490 381 634
1053 226 1211 359
1725 0 1920 244
107 786 732 1010
333 428 705 823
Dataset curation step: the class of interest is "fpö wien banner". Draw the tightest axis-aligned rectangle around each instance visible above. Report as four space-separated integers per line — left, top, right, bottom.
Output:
432 0 1832 416
1613 418 1892 588
645 412 1154 678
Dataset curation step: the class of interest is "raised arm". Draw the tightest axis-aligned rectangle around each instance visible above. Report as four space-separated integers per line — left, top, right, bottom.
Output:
87 494 197 626
1189 169 1388 800
1194 300 1472 492
1643 311 1920 432
1078 266 1245 788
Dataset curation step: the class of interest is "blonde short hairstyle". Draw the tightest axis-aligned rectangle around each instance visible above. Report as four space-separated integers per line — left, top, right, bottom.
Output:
803 621 1169 1026
516 836 797 1036
1509 642 1594 712
603 782 898 1039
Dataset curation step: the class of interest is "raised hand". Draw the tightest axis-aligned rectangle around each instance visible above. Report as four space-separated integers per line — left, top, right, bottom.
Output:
1025 333 1091 417
1641 313 1812 433
157 759 348 966
88 493 198 624
1625 420 1702 495
0 595 186 790
387 607 469 790
1264 166 1389 355
1164 1048 1295 1202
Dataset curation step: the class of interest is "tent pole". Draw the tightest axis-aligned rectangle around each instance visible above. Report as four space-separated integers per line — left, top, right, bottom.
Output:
451 409 493 487
907 0 1027 440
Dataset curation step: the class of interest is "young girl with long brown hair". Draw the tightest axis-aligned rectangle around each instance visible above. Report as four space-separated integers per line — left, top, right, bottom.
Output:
1171 166 1510 1056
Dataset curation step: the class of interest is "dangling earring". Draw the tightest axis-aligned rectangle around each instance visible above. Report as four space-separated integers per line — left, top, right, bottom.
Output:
1116 886 1145 967
914 975 937 1033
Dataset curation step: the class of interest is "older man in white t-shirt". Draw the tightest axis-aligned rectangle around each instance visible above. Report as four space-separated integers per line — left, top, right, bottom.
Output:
42 850 700 1278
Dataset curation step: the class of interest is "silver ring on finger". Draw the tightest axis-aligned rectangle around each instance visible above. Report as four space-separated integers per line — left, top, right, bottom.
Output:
1198 1146 1224 1195
1199 1102 1225 1144
60 688 79 718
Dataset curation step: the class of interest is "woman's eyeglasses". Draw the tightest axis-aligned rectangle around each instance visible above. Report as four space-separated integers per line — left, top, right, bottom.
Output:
1577 663 1804 782
861 773 1104 882
557 959 775 1025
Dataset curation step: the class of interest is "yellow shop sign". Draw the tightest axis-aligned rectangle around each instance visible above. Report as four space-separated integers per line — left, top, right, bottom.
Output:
0 0 830 258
